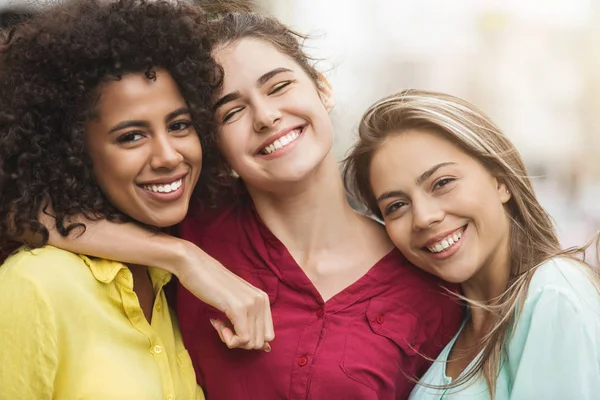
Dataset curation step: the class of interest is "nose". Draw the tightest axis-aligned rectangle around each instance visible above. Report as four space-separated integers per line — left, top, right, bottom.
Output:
412 196 444 231
149 132 183 170
252 97 282 133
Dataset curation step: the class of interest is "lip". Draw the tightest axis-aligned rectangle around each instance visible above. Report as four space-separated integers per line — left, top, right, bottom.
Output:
137 171 188 186
422 225 468 261
137 178 186 203
421 225 467 249
255 123 307 155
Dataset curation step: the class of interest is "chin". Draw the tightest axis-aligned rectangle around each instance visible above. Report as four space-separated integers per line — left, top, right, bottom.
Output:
135 211 187 229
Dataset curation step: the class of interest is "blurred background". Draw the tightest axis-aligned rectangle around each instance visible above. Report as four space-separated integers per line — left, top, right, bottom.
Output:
2 0 599 254
259 0 600 255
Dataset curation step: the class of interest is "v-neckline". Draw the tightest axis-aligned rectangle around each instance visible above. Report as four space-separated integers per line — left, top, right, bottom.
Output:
250 200 403 311
442 317 483 384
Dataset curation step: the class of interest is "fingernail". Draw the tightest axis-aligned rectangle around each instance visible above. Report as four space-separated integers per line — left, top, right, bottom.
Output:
264 343 272 353
209 319 216 327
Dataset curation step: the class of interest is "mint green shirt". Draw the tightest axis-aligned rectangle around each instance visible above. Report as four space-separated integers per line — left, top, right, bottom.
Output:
409 257 600 399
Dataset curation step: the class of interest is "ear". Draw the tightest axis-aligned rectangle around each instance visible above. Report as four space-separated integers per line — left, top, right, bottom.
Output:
496 179 511 204
317 72 335 112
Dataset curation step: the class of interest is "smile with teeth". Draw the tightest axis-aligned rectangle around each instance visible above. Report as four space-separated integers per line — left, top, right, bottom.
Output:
261 127 303 155
426 228 464 253
141 179 183 194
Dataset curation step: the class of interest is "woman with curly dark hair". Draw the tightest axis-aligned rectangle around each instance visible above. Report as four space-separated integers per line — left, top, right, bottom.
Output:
0 0 275 398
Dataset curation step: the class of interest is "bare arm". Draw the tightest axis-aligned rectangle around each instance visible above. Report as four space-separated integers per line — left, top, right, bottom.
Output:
42 213 274 351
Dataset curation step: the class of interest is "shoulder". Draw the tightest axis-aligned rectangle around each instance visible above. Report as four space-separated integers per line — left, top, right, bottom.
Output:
526 256 600 310
0 246 95 296
180 194 255 243
375 249 464 345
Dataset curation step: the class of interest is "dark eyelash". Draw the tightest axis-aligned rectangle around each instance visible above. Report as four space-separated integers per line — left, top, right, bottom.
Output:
170 121 191 130
269 81 292 95
434 177 455 189
384 201 406 216
116 132 141 143
222 108 242 123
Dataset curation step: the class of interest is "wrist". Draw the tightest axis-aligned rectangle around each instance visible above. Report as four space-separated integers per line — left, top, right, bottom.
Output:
168 239 203 279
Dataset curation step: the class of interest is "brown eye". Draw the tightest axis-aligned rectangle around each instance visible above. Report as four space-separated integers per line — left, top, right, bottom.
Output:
169 121 191 131
117 132 144 143
433 177 455 190
384 201 407 217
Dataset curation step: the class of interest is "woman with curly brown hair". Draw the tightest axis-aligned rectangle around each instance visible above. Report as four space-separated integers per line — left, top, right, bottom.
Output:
0 0 275 398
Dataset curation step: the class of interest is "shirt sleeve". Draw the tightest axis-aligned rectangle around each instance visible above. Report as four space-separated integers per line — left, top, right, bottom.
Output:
0 270 58 399
509 286 600 399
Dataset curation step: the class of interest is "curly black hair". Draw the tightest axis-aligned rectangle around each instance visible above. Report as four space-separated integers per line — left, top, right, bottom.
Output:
0 0 221 250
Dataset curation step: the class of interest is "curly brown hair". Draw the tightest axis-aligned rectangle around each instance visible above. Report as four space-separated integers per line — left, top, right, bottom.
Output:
0 0 220 250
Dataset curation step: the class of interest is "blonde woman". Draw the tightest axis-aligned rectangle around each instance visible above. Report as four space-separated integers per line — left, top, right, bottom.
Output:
343 89 600 399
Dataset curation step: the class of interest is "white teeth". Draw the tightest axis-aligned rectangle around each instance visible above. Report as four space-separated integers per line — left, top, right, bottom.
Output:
262 128 302 155
427 229 464 253
142 179 183 194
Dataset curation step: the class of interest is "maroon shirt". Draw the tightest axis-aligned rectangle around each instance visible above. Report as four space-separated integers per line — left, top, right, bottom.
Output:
177 195 463 400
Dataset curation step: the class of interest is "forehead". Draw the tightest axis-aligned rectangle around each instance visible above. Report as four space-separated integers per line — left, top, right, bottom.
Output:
370 130 475 182
214 38 303 88
94 70 185 121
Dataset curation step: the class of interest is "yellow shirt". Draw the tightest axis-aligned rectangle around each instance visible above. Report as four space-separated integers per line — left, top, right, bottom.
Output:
0 246 204 400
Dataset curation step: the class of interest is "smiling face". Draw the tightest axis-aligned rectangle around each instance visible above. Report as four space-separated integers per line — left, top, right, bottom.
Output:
212 38 335 191
369 129 512 284
85 69 202 228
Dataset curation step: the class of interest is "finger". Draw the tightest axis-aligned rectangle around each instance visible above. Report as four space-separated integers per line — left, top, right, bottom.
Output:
244 303 257 350
253 296 265 350
263 292 275 342
214 319 239 349
224 302 251 348
210 318 228 344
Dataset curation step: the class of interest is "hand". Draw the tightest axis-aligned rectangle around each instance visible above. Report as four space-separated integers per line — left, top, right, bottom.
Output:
174 241 275 351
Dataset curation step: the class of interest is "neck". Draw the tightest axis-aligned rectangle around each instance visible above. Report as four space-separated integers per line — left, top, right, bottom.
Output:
247 153 364 254
460 235 511 335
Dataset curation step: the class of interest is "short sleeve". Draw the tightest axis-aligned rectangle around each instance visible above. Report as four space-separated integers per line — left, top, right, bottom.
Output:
508 286 600 399
0 269 58 399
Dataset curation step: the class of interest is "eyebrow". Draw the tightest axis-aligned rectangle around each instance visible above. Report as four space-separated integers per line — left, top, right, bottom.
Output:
108 107 190 134
213 67 293 111
376 162 457 203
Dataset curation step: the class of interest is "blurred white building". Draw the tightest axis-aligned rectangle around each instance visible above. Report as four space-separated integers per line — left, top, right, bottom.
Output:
260 0 600 249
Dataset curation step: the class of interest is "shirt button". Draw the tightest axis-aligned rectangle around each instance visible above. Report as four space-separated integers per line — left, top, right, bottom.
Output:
316 308 324 317
153 345 163 354
376 314 385 324
298 356 308 367
166 395 174 400
155 303 162 312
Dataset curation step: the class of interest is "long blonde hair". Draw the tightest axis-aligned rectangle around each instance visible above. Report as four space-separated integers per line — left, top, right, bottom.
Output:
342 89 599 397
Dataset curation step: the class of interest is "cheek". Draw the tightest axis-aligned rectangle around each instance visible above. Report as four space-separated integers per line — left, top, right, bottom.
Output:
90 151 138 196
184 136 203 169
457 186 509 234
217 131 248 167
384 220 411 253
